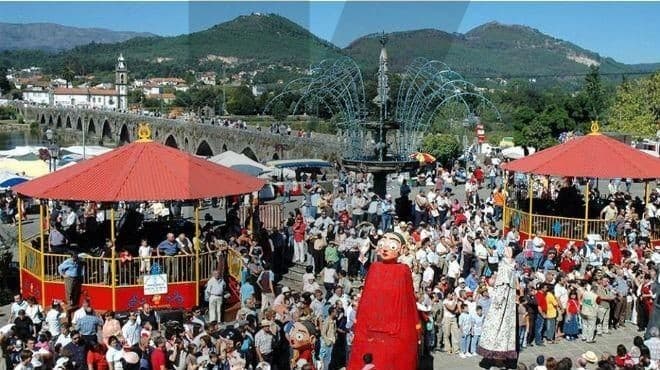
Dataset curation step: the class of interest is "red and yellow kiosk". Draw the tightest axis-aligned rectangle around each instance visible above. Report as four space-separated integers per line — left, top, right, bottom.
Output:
13 123 264 313
501 122 660 262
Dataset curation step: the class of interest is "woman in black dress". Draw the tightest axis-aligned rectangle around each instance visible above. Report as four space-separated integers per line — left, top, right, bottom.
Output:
329 306 348 370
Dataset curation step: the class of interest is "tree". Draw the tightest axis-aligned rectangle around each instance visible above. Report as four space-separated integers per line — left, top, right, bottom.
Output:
607 72 660 138
583 65 606 120
421 134 461 166
271 100 289 121
226 85 256 115
0 67 11 95
62 66 75 87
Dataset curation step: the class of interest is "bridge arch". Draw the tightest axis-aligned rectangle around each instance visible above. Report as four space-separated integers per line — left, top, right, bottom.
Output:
241 147 258 162
88 118 96 135
164 134 178 149
40 114 45 125
65 116 71 128
119 124 130 145
48 115 53 126
76 117 83 131
56 115 62 128
101 120 112 141
195 140 213 157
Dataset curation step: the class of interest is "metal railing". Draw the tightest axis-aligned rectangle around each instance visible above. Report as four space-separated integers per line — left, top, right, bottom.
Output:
505 204 660 242
19 242 241 287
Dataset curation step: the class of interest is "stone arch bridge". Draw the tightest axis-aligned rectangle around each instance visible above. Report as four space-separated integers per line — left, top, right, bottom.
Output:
19 105 342 163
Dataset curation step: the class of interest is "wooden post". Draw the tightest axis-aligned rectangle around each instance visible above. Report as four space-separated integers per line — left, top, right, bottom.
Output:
194 200 200 306
528 174 533 236
39 204 46 306
110 207 116 311
645 180 651 204
17 198 23 293
584 179 590 238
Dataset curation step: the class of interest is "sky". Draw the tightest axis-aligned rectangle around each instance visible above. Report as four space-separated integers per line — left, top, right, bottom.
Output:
0 1 658 64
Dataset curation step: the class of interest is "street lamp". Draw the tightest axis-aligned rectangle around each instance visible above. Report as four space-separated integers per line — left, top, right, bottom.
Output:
45 128 60 172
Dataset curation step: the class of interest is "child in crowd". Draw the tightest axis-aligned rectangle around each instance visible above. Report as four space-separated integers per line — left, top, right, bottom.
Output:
469 305 484 356
458 303 473 358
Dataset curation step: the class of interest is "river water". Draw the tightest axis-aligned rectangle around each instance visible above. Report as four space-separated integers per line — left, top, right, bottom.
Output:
0 130 43 150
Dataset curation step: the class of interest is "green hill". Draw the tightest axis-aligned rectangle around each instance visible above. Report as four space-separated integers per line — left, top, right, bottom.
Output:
344 22 636 80
0 13 342 78
0 16 657 85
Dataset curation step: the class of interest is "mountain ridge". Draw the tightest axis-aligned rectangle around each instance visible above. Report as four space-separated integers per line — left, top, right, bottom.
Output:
0 22 155 52
0 14 657 82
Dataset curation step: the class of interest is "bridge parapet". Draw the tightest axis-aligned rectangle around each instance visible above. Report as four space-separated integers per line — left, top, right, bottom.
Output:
18 104 342 162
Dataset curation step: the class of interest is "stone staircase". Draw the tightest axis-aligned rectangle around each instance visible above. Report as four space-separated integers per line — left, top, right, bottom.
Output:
278 262 307 292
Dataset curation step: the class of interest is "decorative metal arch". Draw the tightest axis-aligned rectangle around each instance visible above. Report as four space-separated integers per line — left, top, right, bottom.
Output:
265 56 500 159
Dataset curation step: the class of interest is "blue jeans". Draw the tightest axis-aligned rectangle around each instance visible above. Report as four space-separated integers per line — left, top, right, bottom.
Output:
534 315 545 345
320 339 333 369
469 334 480 353
380 213 392 231
460 334 471 354
545 318 556 341
518 326 527 349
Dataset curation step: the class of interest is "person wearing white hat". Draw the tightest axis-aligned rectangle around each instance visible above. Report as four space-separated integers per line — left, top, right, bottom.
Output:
255 320 275 365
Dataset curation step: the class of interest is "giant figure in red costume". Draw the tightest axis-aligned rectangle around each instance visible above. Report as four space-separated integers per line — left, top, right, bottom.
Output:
347 232 419 370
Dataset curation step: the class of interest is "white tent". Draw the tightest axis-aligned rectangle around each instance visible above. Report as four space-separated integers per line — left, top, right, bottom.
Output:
208 151 273 176
0 146 43 158
502 146 536 160
60 146 113 157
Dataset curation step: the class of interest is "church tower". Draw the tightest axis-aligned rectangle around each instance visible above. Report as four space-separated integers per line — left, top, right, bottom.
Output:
115 53 128 111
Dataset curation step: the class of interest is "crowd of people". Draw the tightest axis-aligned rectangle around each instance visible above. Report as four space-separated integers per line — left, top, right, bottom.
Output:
2 161 660 370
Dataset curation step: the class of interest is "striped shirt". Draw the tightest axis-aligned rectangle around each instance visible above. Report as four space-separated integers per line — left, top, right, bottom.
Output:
76 314 103 335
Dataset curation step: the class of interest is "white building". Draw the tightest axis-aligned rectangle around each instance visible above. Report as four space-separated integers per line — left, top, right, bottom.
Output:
53 87 120 109
21 54 129 111
23 88 52 105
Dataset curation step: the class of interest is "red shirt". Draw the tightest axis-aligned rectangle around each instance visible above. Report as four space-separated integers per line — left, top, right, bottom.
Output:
150 347 167 370
559 257 576 274
87 349 109 370
535 291 547 313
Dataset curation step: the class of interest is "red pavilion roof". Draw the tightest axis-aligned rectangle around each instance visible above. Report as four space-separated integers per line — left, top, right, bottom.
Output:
501 129 660 179
13 138 265 202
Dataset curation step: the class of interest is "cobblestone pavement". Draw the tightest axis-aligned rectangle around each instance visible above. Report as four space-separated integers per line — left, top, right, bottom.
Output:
430 325 640 369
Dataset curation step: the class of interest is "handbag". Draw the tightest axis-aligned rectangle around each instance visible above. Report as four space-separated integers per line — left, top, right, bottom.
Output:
487 254 499 264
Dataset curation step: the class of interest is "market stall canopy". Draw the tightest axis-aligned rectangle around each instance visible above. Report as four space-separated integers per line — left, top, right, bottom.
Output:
13 125 265 201
208 150 273 176
266 159 333 169
502 146 536 160
0 171 29 189
501 123 660 179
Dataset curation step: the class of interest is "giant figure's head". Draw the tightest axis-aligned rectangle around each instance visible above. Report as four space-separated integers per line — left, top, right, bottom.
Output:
377 232 406 262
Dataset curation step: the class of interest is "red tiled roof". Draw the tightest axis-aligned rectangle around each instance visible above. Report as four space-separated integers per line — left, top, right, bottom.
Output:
53 88 117 96
501 132 660 179
13 140 264 201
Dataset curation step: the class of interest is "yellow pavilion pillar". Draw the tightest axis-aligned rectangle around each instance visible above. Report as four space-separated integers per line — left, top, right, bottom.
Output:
528 174 534 236
194 200 200 306
584 179 590 237
39 204 46 306
110 207 116 311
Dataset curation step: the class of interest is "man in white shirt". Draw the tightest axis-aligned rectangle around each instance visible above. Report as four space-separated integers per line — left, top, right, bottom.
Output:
204 270 226 323
44 300 66 337
422 262 434 289
122 312 142 346
71 300 90 327
8 294 28 323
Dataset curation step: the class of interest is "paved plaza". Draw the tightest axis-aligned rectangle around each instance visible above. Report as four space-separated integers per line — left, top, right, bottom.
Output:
428 326 640 368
